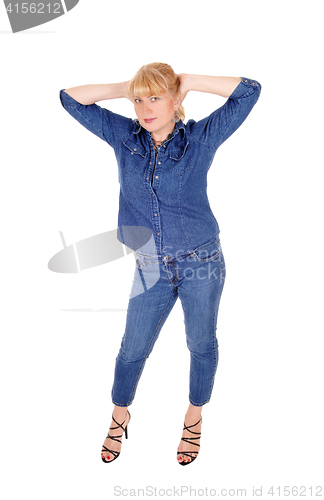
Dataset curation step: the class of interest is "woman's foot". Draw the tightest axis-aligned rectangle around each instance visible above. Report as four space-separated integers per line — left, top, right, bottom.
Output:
177 404 202 465
101 406 130 463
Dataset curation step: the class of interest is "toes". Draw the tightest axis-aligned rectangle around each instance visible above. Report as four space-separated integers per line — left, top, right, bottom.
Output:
178 453 197 464
177 453 192 464
101 449 112 462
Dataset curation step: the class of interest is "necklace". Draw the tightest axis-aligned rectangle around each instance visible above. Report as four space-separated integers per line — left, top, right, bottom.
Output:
151 132 173 151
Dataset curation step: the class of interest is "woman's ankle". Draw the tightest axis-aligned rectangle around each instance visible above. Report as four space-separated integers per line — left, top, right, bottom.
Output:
185 403 202 421
112 405 129 422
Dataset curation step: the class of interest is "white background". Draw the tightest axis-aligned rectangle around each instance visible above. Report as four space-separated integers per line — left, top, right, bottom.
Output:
1 0 323 498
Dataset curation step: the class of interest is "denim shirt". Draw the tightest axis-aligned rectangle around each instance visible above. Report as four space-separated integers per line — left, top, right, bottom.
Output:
60 77 261 258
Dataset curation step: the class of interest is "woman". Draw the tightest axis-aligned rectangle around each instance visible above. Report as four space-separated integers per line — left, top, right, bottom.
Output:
60 63 261 465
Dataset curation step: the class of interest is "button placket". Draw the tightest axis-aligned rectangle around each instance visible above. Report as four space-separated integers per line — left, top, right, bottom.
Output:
147 150 161 239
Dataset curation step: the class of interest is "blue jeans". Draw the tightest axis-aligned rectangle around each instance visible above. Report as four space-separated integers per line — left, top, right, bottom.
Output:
111 235 226 407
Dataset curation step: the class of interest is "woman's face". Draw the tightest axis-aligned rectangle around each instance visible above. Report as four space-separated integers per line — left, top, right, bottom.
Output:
133 92 179 141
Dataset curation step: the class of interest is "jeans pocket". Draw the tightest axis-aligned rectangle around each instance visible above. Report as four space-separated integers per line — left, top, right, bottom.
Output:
192 236 221 262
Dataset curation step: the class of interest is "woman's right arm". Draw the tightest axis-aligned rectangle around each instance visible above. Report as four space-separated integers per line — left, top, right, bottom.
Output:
60 82 134 147
63 82 129 105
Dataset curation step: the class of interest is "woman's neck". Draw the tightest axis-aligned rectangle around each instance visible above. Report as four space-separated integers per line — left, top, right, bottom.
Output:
151 123 175 144
151 131 173 151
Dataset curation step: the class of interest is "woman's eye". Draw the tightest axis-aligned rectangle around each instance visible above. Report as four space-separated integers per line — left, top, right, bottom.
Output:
151 97 159 102
134 98 141 103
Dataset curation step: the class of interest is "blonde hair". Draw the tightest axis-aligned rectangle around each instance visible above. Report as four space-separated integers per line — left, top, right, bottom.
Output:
126 62 185 122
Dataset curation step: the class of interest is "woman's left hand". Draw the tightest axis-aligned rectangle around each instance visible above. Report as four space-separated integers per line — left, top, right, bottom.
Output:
177 73 190 104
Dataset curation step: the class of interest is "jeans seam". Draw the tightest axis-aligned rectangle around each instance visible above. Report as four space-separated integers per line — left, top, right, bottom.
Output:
164 260 179 286
206 250 225 402
192 249 220 262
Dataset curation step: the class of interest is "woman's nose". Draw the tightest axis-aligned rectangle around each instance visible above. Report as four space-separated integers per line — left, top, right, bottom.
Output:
143 102 152 114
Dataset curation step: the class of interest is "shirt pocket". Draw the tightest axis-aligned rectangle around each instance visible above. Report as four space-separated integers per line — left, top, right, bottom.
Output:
123 139 148 172
192 235 221 262
168 142 194 175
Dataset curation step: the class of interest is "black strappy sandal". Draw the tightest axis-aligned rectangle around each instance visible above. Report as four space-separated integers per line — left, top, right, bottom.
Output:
177 417 202 466
101 410 131 463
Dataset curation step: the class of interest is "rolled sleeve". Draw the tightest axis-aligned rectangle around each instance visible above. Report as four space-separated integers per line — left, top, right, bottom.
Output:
59 89 133 148
229 77 261 100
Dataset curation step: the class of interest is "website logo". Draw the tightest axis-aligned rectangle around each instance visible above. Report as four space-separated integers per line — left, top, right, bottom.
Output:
48 227 161 300
3 0 79 33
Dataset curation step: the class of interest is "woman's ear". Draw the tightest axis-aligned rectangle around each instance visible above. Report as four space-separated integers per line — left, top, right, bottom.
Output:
173 97 181 110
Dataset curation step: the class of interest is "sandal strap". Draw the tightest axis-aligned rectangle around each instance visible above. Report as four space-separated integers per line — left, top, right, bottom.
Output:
110 414 126 431
106 432 123 444
104 411 130 444
108 410 130 432
101 445 119 459
180 417 202 447
183 417 202 434
181 436 200 447
177 451 199 457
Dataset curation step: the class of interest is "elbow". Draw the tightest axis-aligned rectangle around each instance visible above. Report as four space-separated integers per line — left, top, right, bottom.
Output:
59 89 81 109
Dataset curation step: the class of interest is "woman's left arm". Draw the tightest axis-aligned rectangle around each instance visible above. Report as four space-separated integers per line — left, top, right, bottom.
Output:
178 73 261 150
178 74 242 102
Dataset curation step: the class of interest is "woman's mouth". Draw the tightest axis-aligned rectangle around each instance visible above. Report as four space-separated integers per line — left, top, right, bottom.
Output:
144 118 155 124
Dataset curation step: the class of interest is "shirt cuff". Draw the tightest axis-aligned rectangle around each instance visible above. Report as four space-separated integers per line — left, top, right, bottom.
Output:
229 77 261 100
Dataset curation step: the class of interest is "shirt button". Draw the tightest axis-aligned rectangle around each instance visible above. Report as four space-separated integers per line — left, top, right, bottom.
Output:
158 162 161 165
157 232 160 236
146 177 149 180
152 194 154 196
154 213 157 216
252 82 255 85
244 79 248 82
134 148 137 151
155 175 159 178
131 152 134 155
149 162 152 165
